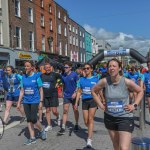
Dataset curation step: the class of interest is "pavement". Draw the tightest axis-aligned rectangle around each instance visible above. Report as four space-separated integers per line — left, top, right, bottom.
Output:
0 98 149 150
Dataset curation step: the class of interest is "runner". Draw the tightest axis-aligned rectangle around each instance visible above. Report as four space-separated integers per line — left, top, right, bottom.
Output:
41 63 61 131
17 61 47 145
92 58 143 150
58 61 79 135
74 63 99 148
3 66 25 124
144 60 150 113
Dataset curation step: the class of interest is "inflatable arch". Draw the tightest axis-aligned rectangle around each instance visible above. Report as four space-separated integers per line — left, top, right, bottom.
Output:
88 48 147 66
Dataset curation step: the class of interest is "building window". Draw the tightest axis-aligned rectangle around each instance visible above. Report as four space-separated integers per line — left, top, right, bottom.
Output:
59 42 62 55
69 24 71 31
65 43 67 56
58 23 61 34
83 42 85 49
80 53 82 62
64 15 66 22
76 29 78 34
28 7 33 23
48 39 53 53
73 36 75 45
42 35 45 51
40 0 44 8
80 31 82 36
80 41 82 48
70 35 72 44
83 33 84 38
72 26 75 32
58 11 60 19
41 14 44 27
64 27 67 36
49 19 52 31
0 20 3 45
15 0 20 17
16 26 21 48
29 31 34 51
49 4 52 13
76 38 78 46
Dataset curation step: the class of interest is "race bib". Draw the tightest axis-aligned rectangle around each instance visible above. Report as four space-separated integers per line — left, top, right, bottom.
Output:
43 82 50 89
8 87 15 93
107 101 124 114
82 87 91 95
25 88 34 95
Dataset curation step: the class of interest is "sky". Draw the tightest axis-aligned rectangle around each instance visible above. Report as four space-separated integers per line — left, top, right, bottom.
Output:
55 0 150 56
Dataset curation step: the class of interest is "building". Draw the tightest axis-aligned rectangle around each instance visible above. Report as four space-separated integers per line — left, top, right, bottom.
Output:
68 18 80 62
97 40 111 52
85 31 92 62
78 25 86 63
91 35 98 56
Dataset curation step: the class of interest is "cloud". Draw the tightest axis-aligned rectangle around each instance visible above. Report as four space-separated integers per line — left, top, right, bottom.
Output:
84 24 150 56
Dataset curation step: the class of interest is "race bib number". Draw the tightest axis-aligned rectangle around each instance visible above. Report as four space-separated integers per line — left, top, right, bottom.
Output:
107 101 124 114
25 88 34 95
8 87 15 93
82 87 91 95
43 82 50 89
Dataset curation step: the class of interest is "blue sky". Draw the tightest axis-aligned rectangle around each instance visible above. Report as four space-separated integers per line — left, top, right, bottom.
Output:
55 0 150 56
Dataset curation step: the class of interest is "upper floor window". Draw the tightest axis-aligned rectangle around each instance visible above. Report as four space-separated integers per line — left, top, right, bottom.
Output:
73 36 75 45
70 35 72 44
80 31 82 36
64 15 66 22
72 26 75 33
0 20 3 45
16 26 21 48
40 0 44 8
40 14 44 27
64 27 67 36
76 28 78 34
49 19 52 31
58 23 61 34
59 42 62 55
69 24 71 31
15 0 20 17
76 38 78 47
49 4 52 13
29 31 34 51
28 7 33 23
42 35 45 51
58 11 60 19
0 0 1 8
65 43 67 56
83 33 85 38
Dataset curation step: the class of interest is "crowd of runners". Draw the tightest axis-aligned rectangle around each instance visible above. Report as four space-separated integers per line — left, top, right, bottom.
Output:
0 58 149 149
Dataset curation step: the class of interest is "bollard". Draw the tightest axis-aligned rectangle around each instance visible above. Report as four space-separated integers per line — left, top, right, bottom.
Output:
131 137 150 150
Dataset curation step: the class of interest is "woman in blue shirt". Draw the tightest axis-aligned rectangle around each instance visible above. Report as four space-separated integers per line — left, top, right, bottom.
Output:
3 66 25 124
17 61 46 145
75 63 99 148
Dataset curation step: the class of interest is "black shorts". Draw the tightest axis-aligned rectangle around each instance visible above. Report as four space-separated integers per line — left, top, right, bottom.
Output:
146 92 150 97
63 98 76 105
82 99 97 110
6 96 19 102
44 97 59 108
104 113 134 133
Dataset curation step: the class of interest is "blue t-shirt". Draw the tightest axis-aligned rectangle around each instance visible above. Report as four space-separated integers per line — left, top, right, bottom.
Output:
36 72 42 77
99 67 107 73
144 71 150 93
21 73 43 104
62 72 78 99
77 76 99 100
6 73 22 97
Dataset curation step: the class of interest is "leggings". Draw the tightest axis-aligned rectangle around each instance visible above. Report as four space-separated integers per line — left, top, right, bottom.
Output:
23 103 39 124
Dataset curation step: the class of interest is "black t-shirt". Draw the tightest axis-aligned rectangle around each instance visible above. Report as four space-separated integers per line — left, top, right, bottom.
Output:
41 72 62 97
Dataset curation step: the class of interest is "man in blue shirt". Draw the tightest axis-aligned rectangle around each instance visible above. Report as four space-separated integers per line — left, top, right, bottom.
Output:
58 61 79 135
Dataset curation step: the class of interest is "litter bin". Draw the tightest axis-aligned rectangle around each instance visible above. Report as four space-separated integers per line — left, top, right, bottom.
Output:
132 137 150 150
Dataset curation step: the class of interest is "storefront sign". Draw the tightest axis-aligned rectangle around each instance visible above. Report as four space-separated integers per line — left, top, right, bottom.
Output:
18 52 32 59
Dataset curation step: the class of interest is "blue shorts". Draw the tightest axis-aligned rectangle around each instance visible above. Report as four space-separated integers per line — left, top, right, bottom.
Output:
6 96 19 102
63 98 76 105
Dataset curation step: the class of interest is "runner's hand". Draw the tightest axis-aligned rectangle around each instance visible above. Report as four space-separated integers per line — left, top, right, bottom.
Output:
124 104 135 112
74 104 78 110
16 102 21 110
72 92 76 99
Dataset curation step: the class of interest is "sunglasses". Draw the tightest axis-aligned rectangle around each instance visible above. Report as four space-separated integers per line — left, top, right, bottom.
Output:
64 66 70 69
83 67 90 70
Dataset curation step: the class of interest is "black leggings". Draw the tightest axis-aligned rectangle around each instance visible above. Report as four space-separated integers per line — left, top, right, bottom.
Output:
23 103 39 124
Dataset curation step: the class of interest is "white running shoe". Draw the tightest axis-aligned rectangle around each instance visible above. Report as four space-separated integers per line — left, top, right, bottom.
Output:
87 139 92 148
57 115 61 126
44 125 52 132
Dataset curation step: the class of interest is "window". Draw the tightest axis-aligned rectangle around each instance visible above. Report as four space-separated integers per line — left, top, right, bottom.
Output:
83 42 85 49
80 41 82 48
48 39 53 53
76 28 78 34
58 23 61 34
59 42 62 55
80 31 82 36
65 43 67 56
49 4 52 13
29 31 34 51
69 24 71 31
0 20 3 45
64 27 67 36
83 33 84 38
40 14 44 27
42 35 45 51
16 26 21 48
15 0 20 17
40 0 44 8
76 38 78 46
49 19 52 31
73 36 75 45
72 26 75 32
70 35 72 44
58 11 60 19
80 53 82 62
28 7 33 23
64 15 66 22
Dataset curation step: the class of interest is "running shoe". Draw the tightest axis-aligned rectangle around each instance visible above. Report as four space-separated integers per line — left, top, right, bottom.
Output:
40 129 47 140
24 138 36 145
45 125 52 132
57 128 65 135
87 139 92 148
